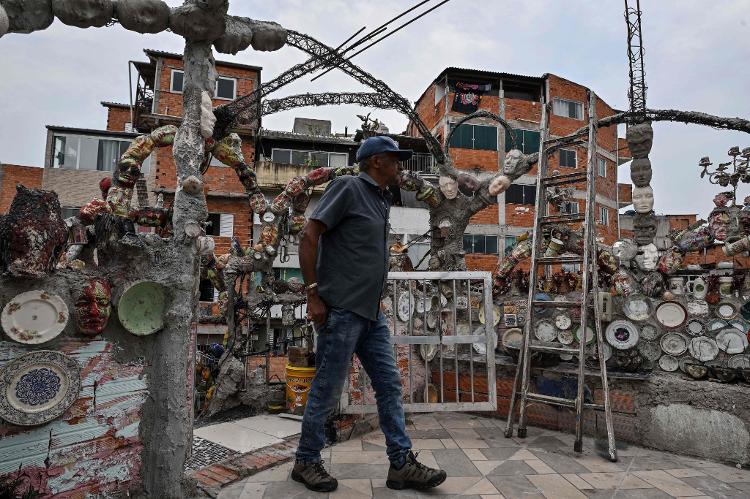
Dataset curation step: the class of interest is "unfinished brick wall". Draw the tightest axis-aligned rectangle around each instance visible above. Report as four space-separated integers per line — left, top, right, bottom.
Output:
104 105 132 132
0 164 44 213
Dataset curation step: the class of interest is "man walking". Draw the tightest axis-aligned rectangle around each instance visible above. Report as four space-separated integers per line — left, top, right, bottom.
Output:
292 136 447 493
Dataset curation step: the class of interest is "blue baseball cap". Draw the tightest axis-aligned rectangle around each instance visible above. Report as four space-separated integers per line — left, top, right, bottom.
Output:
356 136 413 162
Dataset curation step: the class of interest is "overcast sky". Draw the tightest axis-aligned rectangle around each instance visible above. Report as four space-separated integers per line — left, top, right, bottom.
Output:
1 0 749 219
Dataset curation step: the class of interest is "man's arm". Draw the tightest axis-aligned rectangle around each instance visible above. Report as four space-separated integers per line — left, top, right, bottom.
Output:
299 219 328 326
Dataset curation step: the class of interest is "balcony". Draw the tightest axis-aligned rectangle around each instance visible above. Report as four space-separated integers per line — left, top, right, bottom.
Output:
402 152 435 175
255 160 325 190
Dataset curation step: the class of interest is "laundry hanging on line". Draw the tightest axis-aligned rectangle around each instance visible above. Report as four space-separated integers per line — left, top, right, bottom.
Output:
451 81 492 114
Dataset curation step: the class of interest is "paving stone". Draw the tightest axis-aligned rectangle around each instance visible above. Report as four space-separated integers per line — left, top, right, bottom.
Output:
577 472 651 490
625 454 686 471
446 428 481 439
332 451 389 465
413 450 439 470
664 468 706 478
406 428 451 439
584 489 671 498
524 459 557 474
371 487 419 498
463 448 487 461
330 463 391 480
335 439 364 451
701 465 750 483
432 448 482 476
474 460 503 476
532 451 590 474
430 476 482 494
527 473 587 499
262 480 323 499
485 460 537 477
508 449 538 461
332 479 373 498
474 427 521 447
363 441 386 452
562 473 595 490
632 470 704 497
245 461 293 482
440 438 458 449
525 436 570 451
410 438 445 450
463 477 500 495
480 447 524 461
573 455 624 473
487 474 545 498
682 476 749 499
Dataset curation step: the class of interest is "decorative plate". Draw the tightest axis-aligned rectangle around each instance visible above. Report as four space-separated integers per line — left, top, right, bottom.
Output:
554 295 570 311
730 319 749 334
727 354 750 369
1 290 69 345
687 300 710 316
688 336 719 362
660 332 688 356
415 295 431 315
559 353 574 361
716 327 749 354
716 302 739 320
397 292 415 322
426 312 437 330
501 328 523 352
555 314 572 331
535 320 557 342
686 319 706 337
575 325 595 345
0 350 81 426
479 304 501 326
655 301 688 329
640 324 660 341
118 281 166 336
638 341 662 361
262 211 276 223
558 329 574 345
420 344 438 362
622 294 652 322
658 355 679 372
708 319 729 333
605 320 639 350
601 343 613 361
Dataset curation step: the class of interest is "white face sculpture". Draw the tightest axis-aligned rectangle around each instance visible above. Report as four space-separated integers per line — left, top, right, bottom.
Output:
438 176 458 199
638 243 659 270
489 175 512 196
612 239 638 263
632 186 654 213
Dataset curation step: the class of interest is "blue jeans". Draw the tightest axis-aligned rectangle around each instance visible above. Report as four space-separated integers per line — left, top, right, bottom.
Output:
295 307 412 466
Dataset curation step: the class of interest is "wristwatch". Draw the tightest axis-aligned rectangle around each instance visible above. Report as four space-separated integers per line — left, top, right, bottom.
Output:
305 282 318 291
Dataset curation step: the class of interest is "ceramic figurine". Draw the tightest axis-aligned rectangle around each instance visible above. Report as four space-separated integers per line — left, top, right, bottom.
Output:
636 243 659 271
612 239 638 264
438 175 459 199
612 268 637 296
632 186 655 214
625 122 654 159
676 226 713 253
0 186 68 277
668 276 685 296
75 278 112 336
249 192 268 214
544 237 564 258
457 172 480 196
708 208 730 242
693 276 708 300
719 276 734 297
503 149 532 179
633 212 658 246
598 250 619 275
488 175 511 196
630 158 653 187
79 198 111 225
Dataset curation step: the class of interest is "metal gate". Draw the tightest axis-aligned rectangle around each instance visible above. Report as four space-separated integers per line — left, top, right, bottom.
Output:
340 271 497 414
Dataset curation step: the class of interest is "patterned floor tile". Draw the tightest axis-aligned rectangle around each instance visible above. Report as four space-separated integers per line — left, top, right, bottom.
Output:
561 473 595 490
481 446 526 461
463 448 487 461
432 448 482 476
332 479 373 498
524 459 557 474
410 438 445 450
462 477 500 495
485 460 537 477
527 473 587 499
577 472 651 490
681 476 749 499
701 465 750 483
487 474 545 498
632 470 703 497
664 468 707 478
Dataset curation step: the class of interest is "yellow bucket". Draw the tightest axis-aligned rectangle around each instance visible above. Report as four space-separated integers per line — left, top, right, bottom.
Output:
286 365 316 414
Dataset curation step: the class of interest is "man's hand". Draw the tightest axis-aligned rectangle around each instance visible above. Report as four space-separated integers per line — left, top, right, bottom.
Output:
307 291 328 328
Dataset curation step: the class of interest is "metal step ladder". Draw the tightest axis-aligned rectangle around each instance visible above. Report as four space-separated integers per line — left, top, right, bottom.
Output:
504 90 617 462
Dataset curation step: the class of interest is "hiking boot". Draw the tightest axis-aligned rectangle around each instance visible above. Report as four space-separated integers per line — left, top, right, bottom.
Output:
386 450 447 490
291 461 338 492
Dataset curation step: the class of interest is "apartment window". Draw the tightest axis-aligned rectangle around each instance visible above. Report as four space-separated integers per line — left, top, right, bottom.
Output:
561 201 579 214
463 234 499 254
216 77 236 99
97 139 130 172
599 206 609 226
505 184 536 205
559 148 577 168
598 157 607 177
206 213 234 237
198 279 216 302
505 129 540 154
171 70 184 93
552 98 584 120
504 235 517 256
52 133 149 173
449 124 497 151
271 148 348 167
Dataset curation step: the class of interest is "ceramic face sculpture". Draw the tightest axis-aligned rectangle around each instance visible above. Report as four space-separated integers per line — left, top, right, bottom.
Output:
488 175 512 196
713 192 733 208
625 122 654 159
457 173 479 196
708 208 729 242
637 243 659 270
52 0 113 28
657 248 683 274
75 278 112 336
633 212 657 245
612 239 638 263
116 0 170 33
632 186 654 213
438 176 458 199
630 158 652 187
503 149 531 179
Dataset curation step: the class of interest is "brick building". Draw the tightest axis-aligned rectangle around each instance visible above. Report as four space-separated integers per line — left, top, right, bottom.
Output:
409 68 631 271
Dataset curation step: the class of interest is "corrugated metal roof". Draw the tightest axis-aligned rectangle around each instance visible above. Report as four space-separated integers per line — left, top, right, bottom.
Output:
100 101 130 108
435 67 545 83
46 125 139 138
143 48 263 72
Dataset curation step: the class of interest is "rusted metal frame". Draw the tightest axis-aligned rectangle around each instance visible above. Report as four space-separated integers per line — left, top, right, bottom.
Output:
508 102 550 439
625 0 648 117
262 92 399 117
574 90 598 451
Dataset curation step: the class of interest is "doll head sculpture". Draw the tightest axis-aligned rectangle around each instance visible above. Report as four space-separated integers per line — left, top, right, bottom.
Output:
625 122 654 159
633 212 658 245
612 239 638 264
438 175 458 199
630 158 652 187
503 149 531 179
632 186 654 213
75 278 112 336
488 175 512 196
457 172 480 196
636 243 659 270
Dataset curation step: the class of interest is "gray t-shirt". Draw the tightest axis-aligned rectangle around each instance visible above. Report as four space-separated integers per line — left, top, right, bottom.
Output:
310 172 391 321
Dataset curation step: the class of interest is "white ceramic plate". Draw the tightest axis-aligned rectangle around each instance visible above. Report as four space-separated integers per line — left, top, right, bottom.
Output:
716 302 739 320
708 319 729 332
535 320 557 342
640 324 659 341
479 304 501 327
1 290 69 345
557 329 575 345
605 320 639 350
638 341 662 361
555 314 572 330
575 325 595 345
397 292 415 322
716 327 749 354
730 319 749 334
728 354 750 369
658 354 679 372
502 328 523 351
660 332 688 356
471 326 488 356
622 295 652 321
420 344 438 362
655 301 688 329
687 300 709 316
686 319 706 337
688 336 719 362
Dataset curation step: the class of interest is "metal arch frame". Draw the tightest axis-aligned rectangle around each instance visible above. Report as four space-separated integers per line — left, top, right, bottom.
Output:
625 0 648 118
261 92 400 117
444 110 518 157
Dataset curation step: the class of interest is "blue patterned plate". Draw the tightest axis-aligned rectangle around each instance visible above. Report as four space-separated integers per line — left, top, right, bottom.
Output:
0 350 81 426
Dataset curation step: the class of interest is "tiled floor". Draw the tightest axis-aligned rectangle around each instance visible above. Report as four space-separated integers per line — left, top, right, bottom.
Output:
217 412 750 498
194 414 302 454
